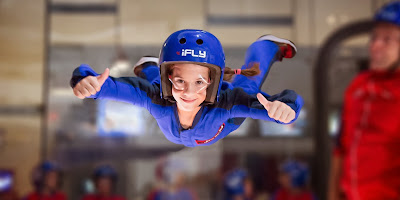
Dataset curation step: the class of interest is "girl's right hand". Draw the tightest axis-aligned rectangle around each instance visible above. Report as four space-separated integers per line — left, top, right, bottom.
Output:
73 68 109 99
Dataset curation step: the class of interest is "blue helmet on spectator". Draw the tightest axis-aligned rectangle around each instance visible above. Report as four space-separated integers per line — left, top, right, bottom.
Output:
224 169 248 197
281 160 309 188
93 165 118 182
374 1 400 26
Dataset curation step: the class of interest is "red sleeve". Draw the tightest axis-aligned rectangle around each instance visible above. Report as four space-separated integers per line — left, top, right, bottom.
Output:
333 72 369 157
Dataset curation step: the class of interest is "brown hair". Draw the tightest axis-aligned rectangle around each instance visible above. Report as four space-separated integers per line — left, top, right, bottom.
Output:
223 62 260 81
166 62 261 81
166 64 211 77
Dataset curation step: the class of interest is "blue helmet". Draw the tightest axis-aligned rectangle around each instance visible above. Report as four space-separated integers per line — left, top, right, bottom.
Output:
93 165 118 182
159 29 226 104
39 161 60 172
224 169 248 197
281 160 309 188
374 1 400 26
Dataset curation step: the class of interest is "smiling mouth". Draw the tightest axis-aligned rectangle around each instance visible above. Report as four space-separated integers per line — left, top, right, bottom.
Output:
181 97 196 103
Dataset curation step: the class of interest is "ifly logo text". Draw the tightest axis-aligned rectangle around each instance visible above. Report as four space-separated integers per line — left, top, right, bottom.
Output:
181 49 206 58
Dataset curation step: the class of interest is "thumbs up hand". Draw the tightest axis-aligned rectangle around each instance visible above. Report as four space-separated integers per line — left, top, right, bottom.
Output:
73 68 109 99
257 93 295 123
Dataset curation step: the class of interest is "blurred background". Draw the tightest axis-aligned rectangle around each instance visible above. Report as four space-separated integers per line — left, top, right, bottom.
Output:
0 0 391 199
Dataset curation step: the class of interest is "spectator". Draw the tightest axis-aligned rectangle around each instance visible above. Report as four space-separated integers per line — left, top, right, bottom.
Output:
81 165 126 200
224 168 254 200
272 160 316 200
328 2 400 200
24 161 66 200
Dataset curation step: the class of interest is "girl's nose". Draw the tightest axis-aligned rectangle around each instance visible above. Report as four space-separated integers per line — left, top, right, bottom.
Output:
183 83 197 94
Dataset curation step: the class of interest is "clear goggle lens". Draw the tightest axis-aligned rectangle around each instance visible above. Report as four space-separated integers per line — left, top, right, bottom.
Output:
169 75 211 93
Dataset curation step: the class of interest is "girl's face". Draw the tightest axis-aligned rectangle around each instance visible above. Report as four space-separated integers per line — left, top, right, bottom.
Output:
170 63 210 112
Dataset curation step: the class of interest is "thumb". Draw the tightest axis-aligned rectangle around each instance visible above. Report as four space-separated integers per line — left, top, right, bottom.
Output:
97 68 109 86
257 93 271 111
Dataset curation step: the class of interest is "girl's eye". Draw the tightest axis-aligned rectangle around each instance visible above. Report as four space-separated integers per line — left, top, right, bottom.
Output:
196 81 204 85
176 79 184 84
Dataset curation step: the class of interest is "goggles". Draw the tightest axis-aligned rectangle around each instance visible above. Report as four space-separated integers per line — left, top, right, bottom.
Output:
168 75 211 93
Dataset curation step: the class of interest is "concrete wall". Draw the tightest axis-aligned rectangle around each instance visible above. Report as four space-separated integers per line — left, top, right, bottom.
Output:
0 0 45 195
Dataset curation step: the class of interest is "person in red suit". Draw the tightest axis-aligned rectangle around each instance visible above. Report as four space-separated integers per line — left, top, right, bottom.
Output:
24 161 67 200
81 165 126 200
328 2 400 200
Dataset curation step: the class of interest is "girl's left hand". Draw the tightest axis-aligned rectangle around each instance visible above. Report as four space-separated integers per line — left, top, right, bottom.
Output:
257 93 295 123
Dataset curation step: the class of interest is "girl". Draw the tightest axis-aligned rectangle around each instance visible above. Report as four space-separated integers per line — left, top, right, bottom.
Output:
70 29 303 147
